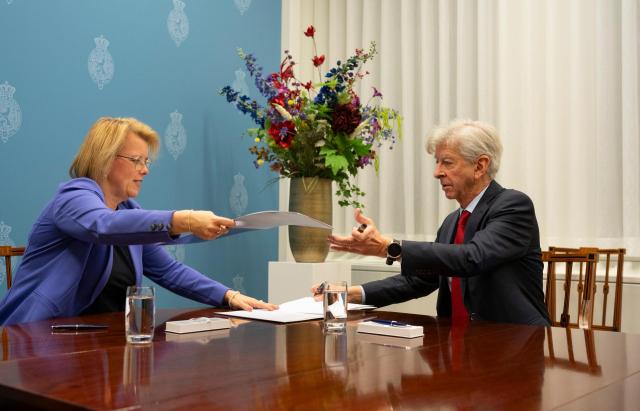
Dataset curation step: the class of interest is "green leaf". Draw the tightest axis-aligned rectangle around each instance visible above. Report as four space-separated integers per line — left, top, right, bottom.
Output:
325 154 349 175
319 146 337 156
351 138 371 156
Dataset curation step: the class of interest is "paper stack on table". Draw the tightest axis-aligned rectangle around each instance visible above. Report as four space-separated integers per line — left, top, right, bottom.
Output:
219 297 375 323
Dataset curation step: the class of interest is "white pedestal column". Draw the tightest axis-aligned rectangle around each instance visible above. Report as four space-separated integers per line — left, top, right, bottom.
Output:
268 261 352 304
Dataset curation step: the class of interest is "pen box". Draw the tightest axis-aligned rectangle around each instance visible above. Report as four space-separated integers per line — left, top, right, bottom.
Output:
356 321 424 338
165 317 231 334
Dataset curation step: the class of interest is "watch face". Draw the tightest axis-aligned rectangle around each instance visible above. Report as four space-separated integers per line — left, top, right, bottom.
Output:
388 241 402 258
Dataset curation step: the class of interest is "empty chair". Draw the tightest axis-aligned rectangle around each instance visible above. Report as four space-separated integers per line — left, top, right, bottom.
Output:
547 247 625 331
542 250 598 329
0 246 25 289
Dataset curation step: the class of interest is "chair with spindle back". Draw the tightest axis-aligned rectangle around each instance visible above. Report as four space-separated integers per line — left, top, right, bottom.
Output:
0 246 25 289
542 250 598 329
548 247 625 331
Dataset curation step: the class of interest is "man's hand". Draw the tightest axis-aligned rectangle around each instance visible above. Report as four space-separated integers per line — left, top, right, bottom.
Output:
327 208 392 258
310 283 364 304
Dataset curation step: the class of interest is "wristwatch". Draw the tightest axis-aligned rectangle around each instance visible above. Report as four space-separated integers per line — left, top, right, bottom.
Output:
386 239 402 265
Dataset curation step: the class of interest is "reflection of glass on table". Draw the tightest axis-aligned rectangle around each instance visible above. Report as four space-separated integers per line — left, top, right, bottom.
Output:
324 332 347 372
123 344 154 387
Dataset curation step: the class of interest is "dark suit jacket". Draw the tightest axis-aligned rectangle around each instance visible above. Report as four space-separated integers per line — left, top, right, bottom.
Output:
363 180 551 326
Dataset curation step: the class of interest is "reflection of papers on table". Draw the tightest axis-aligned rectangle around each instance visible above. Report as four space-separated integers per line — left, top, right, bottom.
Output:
219 297 375 324
233 211 332 231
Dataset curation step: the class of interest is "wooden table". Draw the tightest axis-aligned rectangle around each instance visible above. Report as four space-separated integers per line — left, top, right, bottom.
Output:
1 309 639 410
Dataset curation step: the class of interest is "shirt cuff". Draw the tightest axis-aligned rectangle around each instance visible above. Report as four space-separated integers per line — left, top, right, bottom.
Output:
359 285 366 304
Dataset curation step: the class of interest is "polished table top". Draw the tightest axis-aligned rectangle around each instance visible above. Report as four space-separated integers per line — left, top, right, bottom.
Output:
1 308 639 410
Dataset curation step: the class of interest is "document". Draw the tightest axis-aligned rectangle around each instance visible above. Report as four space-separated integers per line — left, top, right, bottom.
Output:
170 211 332 244
233 211 332 230
219 297 375 324
280 297 375 315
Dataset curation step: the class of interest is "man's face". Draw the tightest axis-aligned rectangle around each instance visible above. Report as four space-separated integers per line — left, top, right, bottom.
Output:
433 144 480 207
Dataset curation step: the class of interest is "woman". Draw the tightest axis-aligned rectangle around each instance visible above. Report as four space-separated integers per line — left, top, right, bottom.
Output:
0 117 276 325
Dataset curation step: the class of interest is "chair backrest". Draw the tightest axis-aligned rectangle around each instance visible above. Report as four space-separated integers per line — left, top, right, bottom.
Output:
0 246 25 289
548 247 625 332
546 247 626 331
542 250 598 329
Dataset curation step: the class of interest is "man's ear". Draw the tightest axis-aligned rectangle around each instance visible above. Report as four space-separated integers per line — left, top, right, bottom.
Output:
475 155 490 178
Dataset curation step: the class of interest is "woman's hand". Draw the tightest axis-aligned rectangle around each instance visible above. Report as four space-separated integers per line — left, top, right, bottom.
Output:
225 290 278 311
327 208 391 258
171 210 235 240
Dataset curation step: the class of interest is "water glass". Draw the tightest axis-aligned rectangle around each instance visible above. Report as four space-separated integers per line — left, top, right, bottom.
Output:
125 286 155 344
323 281 348 333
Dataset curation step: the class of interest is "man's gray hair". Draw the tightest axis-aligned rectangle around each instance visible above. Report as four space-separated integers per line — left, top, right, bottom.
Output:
426 119 503 179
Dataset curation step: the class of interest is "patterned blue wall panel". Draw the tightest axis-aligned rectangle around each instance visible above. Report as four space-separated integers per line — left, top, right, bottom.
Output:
0 0 281 308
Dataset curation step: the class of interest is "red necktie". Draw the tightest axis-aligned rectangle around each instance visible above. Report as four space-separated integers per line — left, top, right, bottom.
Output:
451 210 470 321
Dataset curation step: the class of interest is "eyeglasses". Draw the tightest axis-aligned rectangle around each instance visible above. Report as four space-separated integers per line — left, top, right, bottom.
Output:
116 155 152 171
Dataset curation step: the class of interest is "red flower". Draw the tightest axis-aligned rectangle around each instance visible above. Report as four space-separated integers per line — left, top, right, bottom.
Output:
268 120 296 148
331 103 362 135
312 55 325 67
303 81 313 90
304 25 315 37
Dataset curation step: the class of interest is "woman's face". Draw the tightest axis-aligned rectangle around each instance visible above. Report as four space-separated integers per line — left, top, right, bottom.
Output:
102 132 150 209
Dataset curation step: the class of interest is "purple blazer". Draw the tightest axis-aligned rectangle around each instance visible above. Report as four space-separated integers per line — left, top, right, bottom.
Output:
0 178 229 325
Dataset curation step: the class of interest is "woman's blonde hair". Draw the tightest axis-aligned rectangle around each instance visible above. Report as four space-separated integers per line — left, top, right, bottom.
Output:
69 117 159 182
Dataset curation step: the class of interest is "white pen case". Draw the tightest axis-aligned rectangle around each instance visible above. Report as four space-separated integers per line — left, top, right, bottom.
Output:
165 317 231 334
356 321 424 338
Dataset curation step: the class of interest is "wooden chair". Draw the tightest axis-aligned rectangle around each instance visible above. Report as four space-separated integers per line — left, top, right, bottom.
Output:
0 246 25 289
548 247 625 332
542 250 598 329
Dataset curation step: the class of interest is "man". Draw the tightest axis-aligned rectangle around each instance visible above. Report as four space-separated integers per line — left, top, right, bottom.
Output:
327 119 550 326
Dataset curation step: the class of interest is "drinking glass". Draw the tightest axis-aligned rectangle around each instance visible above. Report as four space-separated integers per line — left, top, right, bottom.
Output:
323 281 348 333
125 286 155 344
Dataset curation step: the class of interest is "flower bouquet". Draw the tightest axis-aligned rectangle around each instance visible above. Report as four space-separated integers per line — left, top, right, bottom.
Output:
221 25 401 208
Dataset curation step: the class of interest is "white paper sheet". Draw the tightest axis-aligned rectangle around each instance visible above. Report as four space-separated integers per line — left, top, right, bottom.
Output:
218 297 375 323
233 211 332 230
280 297 374 315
